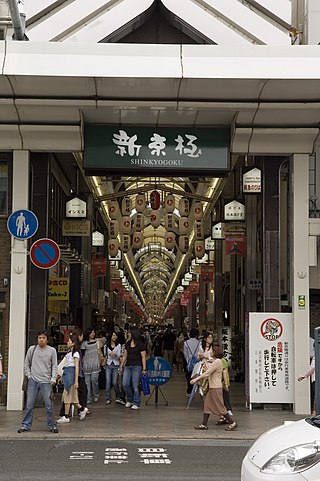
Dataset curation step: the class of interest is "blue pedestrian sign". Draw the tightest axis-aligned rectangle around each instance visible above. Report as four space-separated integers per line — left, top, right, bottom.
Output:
7 209 39 240
146 356 172 386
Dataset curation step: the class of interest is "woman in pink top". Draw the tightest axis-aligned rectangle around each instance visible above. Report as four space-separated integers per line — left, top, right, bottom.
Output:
191 345 237 431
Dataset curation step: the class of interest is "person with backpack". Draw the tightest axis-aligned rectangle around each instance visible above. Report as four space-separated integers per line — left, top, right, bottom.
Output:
183 328 200 397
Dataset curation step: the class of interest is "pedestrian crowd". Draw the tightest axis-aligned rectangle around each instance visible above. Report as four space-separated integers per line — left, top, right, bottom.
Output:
17 323 237 433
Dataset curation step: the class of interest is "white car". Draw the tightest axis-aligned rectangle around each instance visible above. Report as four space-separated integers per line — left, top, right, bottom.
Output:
241 416 320 480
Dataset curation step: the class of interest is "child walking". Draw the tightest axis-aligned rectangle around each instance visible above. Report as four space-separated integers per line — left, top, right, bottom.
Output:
57 334 88 424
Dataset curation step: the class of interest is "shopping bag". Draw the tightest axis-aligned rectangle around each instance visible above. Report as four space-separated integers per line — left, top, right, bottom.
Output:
141 374 150 395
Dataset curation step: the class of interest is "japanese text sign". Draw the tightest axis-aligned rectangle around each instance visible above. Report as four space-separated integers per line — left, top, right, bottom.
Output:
84 126 230 174
249 313 294 404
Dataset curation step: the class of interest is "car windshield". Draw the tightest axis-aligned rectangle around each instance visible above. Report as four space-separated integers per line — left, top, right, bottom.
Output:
306 416 320 428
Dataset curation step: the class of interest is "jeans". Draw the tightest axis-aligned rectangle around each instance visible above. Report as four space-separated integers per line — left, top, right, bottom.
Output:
123 365 142 407
84 371 100 403
21 378 55 430
105 364 120 401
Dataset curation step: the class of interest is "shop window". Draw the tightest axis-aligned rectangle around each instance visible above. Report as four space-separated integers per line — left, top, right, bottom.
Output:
0 162 8 216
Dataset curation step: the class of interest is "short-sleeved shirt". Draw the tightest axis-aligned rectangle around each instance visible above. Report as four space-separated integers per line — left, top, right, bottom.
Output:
125 341 145 366
64 350 80 368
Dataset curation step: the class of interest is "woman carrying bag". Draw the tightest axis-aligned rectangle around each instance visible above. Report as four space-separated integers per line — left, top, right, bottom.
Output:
120 327 147 410
191 345 238 431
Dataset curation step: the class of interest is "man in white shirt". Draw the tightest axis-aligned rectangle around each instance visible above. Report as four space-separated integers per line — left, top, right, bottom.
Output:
183 328 200 396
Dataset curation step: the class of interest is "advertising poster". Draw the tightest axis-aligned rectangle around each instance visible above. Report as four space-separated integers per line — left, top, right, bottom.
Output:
249 313 294 404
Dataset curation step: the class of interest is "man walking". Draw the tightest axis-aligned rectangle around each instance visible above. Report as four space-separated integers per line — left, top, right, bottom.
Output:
18 329 58 433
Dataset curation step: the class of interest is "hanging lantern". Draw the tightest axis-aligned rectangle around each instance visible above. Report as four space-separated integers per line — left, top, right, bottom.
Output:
193 201 203 221
179 236 189 253
195 221 204 240
164 213 174 231
132 232 144 249
121 196 131 216
179 216 190 235
150 190 161 210
120 216 131 234
134 213 144 231
109 199 119 220
194 240 205 258
121 234 131 253
109 220 119 239
179 197 189 216
135 193 146 213
165 231 175 250
164 193 175 213
108 238 119 257
150 210 161 228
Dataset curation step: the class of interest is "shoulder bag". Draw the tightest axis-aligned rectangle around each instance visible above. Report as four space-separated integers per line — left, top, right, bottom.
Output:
22 345 36 391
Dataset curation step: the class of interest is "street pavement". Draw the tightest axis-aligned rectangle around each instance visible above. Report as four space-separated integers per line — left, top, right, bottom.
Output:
0 372 303 441
0 439 250 481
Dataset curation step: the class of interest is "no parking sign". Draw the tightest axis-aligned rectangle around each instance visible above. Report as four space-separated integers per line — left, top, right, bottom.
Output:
30 238 60 269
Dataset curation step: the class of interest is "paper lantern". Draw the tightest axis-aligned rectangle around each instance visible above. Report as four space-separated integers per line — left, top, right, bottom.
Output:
193 201 203 221
150 210 161 228
194 240 205 258
164 193 175 213
108 239 119 257
179 236 189 253
109 220 119 239
121 196 131 216
165 232 175 250
150 190 161 210
195 221 204 240
179 197 189 216
164 213 174 231
132 232 144 249
109 200 119 220
179 216 190 235
121 234 131 253
120 216 131 234
134 213 144 231
135 193 146 213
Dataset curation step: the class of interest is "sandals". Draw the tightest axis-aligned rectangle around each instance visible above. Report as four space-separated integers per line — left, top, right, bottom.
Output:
216 417 228 425
194 424 208 430
225 422 238 431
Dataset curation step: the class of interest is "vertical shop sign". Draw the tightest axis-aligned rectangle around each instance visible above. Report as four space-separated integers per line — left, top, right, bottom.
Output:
249 313 294 403
218 326 232 365
92 258 107 277
242 167 261 193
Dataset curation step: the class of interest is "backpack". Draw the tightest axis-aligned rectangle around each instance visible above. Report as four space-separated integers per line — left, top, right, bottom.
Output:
186 341 200 372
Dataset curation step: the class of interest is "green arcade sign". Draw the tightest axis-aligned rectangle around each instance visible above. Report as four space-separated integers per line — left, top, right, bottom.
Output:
84 125 230 175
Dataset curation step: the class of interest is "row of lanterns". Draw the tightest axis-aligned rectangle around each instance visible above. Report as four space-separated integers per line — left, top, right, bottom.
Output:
107 191 205 258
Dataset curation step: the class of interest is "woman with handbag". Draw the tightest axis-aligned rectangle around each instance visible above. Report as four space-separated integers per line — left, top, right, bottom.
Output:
81 327 105 404
191 345 238 431
120 327 147 410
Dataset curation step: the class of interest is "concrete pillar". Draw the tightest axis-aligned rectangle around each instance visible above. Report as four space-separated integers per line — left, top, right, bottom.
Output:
292 153 310 414
7 150 29 410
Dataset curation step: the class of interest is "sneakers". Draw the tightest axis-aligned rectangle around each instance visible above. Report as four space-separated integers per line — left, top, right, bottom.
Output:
115 399 126 405
79 407 88 421
105 400 111 405
94 397 99 403
56 416 70 424
125 402 132 408
18 427 29 433
131 405 140 410
50 427 59 433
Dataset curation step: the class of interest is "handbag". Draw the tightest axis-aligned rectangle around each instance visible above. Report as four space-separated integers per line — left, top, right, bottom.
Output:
141 373 150 395
97 339 106 368
22 345 36 391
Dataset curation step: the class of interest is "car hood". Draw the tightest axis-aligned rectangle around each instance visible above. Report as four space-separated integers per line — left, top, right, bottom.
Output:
246 418 320 468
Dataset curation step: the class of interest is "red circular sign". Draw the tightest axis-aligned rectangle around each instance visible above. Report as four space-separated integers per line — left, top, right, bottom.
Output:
30 238 60 269
260 317 283 341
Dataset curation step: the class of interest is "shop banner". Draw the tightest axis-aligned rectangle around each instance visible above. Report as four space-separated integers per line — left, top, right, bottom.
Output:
200 264 214 282
84 125 230 175
225 233 246 256
48 277 69 301
92 258 107 277
249 313 294 404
